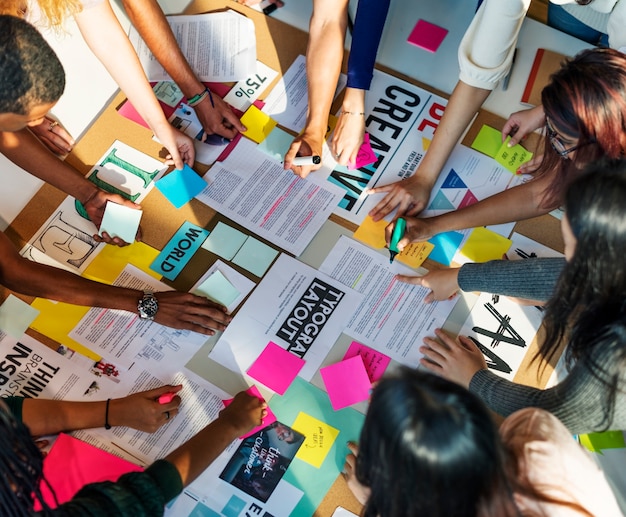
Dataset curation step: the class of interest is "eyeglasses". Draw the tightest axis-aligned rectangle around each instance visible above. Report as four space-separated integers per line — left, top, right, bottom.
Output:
545 118 582 158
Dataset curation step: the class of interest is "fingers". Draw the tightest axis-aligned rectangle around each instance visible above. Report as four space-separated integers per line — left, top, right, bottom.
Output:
346 441 359 455
283 140 303 171
395 274 423 286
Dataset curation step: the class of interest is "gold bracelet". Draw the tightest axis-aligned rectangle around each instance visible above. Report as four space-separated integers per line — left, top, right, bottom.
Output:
341 110 365 116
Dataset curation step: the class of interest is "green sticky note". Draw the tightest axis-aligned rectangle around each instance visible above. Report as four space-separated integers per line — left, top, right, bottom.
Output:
257 126 294 161
241 105 277 144
579 430 626 454
471 124 502 158
495 136 533 173
194 270 240 307
0 294 40 338
99 202 142 243
201 222 248 260
232 237 278 277
460 227 512 263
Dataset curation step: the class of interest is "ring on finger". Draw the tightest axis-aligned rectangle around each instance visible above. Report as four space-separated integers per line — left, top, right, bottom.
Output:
48 120 59 131
165 411 170 420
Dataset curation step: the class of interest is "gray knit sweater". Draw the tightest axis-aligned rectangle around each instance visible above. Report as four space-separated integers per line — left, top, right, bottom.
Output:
458 257 626 435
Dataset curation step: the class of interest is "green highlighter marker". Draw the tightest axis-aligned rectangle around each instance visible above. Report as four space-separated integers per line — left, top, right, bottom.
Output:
388 217 406 263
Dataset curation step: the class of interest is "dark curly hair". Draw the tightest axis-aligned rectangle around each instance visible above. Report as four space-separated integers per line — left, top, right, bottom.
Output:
0 15 65 115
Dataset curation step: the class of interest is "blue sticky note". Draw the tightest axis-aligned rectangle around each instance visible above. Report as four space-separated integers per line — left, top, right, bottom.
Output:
232 237 278 277
427 231 464 266
155 164 208 209
257 127 294 162
201 222 248 260
99 202 142 243
0 295 39 338
150 221 209 280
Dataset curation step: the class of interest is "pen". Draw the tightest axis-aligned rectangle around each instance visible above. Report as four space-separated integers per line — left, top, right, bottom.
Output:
502 48 517 91
204 133 230 146
158 392 176 404
388 217 406 264
292 155 321 166
263 3 278 15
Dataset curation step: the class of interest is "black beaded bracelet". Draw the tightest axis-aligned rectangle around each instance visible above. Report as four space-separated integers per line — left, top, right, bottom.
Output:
105 398 112 430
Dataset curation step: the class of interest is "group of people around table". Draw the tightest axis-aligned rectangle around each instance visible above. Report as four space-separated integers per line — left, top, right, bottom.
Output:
0 0 625 514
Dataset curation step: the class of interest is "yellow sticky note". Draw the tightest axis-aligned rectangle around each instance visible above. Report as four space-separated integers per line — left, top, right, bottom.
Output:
460 227 512 263
471 124 502 158
354 216 387 249
30 299 100 360
292 412 339 468
398 241 435 268
241 105 277 144
83 241 161 284
495 136 533 173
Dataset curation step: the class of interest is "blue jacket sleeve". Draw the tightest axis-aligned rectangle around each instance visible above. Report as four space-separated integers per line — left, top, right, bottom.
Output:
346 0 391 90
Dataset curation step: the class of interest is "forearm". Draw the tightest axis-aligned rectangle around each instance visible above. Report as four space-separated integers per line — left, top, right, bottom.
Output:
74 2 170 133
121 0 203 99
428 174 553 234
23 398 112 436
305 0 349 134
165 415 240 486
0 232 140 310
415 81 490 187
0 130 97 204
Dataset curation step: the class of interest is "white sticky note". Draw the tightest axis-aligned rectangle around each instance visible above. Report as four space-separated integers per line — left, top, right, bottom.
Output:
0 295 40 338
100 202 142 243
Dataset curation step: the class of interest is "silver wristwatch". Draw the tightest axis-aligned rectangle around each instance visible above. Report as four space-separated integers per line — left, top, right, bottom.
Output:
137 291 159 320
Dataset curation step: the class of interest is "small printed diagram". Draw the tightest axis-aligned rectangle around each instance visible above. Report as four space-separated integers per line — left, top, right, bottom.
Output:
427 168 479 212
136 327 190 361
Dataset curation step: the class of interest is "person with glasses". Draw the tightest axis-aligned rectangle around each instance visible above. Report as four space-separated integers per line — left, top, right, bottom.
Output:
382 48 626 249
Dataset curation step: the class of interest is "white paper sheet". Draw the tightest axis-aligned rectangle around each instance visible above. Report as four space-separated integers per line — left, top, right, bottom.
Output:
69 265 206 371
319 236 457 367
196 138 344 256
209 254 362 381
129 11 256 82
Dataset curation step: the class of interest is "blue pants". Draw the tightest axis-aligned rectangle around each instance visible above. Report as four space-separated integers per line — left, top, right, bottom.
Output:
547 3 609 47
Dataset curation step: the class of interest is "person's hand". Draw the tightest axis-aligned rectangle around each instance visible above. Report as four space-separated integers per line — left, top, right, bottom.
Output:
396 268 460 303
502 105 546 147
194 90 246 140
109 384 183 432
343 442 371 505
368 174 435 222
82 190 142 246
516 153 543 176
420 328 487 388
384 216 437 251
219 391 268 436
154 124 195 169
331 111 365 168
153 292 232 335
284 130 323 178
28 116 75 156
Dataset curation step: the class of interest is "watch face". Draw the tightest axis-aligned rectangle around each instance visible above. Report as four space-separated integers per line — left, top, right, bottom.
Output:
138 294 158 320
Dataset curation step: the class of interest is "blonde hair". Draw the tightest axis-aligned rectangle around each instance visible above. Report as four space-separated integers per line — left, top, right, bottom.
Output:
0 0 83 28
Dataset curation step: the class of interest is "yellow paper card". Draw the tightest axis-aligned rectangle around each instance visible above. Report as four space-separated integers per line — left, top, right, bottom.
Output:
30 299 100 360
241 105 277 144
495 136 533 173
354 216 387 249
292 412 339 468
460 227 512 263
398 241 435 268
83 241 161 284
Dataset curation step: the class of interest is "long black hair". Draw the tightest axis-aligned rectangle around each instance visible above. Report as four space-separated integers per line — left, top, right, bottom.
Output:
0 400 54 516
540 158 626 429
355 369 520 517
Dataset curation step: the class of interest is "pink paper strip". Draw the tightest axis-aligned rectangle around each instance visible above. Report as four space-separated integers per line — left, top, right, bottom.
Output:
247 341 305 395
320 355 372 411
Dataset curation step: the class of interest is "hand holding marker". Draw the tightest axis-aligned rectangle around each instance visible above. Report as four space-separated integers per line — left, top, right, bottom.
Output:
388 217 406 263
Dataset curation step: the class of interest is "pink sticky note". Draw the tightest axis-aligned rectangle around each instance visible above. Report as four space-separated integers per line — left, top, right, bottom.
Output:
343 341 391 383
36 433 143 510
407 19 448 53
320 355 372 410
117 99 149 129
247 341 305 395
223 385 277 439
349 133 377 170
